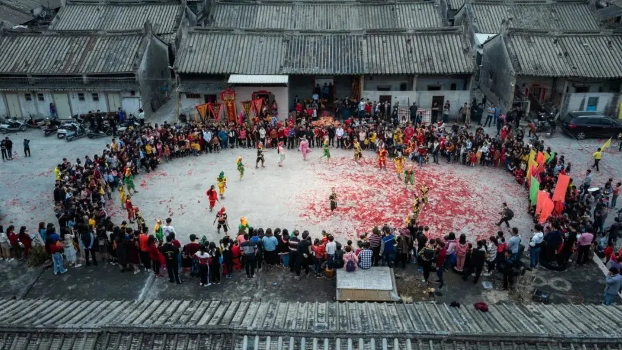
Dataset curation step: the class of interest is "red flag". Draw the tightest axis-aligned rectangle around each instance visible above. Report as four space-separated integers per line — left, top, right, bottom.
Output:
552 200 564 216
536 190 548 215
539 194 554 223
252 98 264 117
552 174 570 202
536 151 546 165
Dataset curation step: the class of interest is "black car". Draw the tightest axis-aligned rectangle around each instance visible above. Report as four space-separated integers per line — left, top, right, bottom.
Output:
560 111 622 140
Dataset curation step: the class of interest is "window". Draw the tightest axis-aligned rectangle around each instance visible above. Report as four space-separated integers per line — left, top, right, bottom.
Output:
399 83 408 91
25 93 32 101
427 86 441 91
575 86 589 93
450 83 457 90
78 93 85 101
204 94 217 103
92 93 99 101
186 93 200 99
586 97 599 111
37 93 44 101
376 86 391 92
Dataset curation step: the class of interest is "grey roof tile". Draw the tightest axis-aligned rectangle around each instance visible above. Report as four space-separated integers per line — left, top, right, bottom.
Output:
0 31 145 75
506 31 622 78
471 3 600 34
50 4 183 35
177 29 473 75
208 2 443 31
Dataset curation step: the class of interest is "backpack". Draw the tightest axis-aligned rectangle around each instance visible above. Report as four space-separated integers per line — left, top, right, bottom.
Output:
506 209 514 219
346 260 356 272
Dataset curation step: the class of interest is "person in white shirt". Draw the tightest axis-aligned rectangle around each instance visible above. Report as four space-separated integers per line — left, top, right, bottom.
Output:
138 108 145 126
325 235 337 269
162 218 176 238
0 229 10 260
335 127 344 149
529 224 544 269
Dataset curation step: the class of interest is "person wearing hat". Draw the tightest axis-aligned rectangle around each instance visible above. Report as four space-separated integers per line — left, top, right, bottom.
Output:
604 267 622 305
213 207 229 234
206 185 219 212
216 171 227 199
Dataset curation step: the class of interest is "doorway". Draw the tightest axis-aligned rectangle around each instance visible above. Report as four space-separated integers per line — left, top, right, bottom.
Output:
106 93 122 112
379 95 392 105
5 93 22 119
431 96 444 124
53 93 72 119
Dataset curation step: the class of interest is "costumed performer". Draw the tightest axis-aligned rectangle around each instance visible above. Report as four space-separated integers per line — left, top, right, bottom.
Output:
329 187 338 213
118 185 126 207
123 162 138 194
125 195 135 223
239 217 250 234
404 167 415 187
378 146 388 169
213 207 229 234
256 142 265 168
300 136 311 161
217 171 227 199
154 219 164 242
206 185 219 212
321 137 331 162
236 156 245 180
394 151 405 178
420 184 429 206
277 141 285 167
353 139 363 163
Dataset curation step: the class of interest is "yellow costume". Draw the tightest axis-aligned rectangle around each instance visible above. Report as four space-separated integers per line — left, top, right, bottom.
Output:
405 140 416 156
394 154 405 177
393 129 404 145
54 166 61 181
119 186 126 207
420 184 429 206
353 141 363 161
217 171 227 198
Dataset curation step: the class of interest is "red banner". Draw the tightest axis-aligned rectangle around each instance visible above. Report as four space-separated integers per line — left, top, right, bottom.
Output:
207 102 222 120
539 194 554 224
552 174 570 202
221 88 237 123
252 98 263 117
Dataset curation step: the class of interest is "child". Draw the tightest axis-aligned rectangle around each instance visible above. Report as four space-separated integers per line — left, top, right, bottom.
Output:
604 242 614 263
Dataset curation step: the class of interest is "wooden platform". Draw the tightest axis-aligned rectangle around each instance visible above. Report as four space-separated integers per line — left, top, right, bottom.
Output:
336 266 400 301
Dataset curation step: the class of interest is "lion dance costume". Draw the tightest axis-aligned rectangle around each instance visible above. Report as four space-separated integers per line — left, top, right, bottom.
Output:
394 152 405 177
353 140 363 162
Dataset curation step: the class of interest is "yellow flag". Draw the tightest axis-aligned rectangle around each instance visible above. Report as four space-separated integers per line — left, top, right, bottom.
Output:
526 150 536 181
601 137 612 151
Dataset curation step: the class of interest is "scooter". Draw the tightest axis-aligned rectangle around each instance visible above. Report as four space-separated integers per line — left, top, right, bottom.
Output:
57 122 81 139
87 124 113 139
0 118 27 133
25 115 45 128
117 116 141 132
66 124 87 142
43 118 61 136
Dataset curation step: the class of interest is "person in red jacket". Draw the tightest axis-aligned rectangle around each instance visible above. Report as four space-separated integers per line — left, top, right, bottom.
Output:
18 226 32 258
147 235 163 277
206 185 219 212
6 225 20 260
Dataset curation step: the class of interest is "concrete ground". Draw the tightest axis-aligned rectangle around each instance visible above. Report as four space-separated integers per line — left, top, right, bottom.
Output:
0 107 620 304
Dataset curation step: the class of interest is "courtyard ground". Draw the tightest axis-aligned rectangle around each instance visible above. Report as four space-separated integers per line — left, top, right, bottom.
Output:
0 113 620 305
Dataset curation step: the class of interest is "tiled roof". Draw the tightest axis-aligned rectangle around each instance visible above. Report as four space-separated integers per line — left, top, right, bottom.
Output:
177 29 474 75
0 3 34 25
208 2 443 31
0 31 146 75
506 32 622 78
471 2 600 33
0 299 622 350
49 4 183 34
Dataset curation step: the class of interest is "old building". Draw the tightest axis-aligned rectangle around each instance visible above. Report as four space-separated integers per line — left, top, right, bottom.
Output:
0 24 170 119
0 0 61 27
454 1 601 62
479 30 622 117
175 1 474 120
49 0 195 53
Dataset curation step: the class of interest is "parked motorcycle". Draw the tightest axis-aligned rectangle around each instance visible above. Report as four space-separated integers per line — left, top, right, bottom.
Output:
0 118 27 133
117 116 141 132
87 124 113 139
25 115 45 128
66 124 87 142
534 112 557 137
57 122 81 139
43 118 61 136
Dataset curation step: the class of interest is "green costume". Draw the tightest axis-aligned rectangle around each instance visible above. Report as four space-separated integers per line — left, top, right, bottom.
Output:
237 158 245 178
404 169 414 185
322 142 331 159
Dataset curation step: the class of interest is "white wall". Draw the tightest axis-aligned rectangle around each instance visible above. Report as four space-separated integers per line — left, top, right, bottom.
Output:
69 91 109 114
566 93 616 113
0 94 7 117
180 94 203 115
362 91 417 105
122 97 142 116
18 92 53 117
364 75 412 91
416 76 468 91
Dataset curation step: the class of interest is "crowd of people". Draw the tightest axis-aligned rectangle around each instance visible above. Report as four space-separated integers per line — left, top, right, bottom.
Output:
0 95 620 303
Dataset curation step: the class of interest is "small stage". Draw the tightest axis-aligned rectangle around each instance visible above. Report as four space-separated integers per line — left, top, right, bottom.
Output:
336 266 400 301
